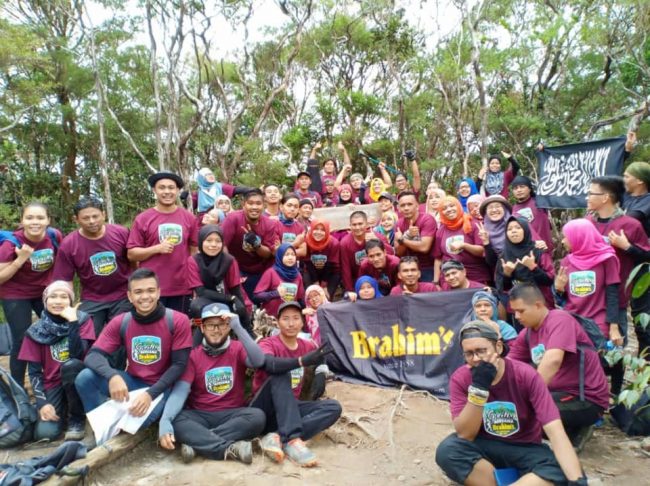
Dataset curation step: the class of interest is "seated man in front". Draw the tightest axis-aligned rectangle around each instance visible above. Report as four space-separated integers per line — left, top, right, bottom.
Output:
435 321 587 486
75 268 192 431
508 283 609 451
390 256 438 295
439 260 484 291
251 301 342 467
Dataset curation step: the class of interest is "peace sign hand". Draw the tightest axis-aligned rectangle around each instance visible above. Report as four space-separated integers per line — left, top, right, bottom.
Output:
554 266 568 293
476 222 489 246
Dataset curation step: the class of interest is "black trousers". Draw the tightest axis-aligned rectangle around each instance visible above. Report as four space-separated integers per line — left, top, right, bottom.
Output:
249 372 342 443
3 298 44 385
551 391 604 440
172 407 265 459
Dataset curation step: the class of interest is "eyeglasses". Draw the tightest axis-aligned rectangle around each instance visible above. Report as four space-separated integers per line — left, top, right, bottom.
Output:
203 322 229 331
586 191 605 197
462 347 489 360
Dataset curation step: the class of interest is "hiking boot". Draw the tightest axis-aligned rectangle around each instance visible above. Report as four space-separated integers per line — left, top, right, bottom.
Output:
284 438 317 467
571 425 595 454
64 419 86 441
181 444 195 463
224 440 253 464
260 432 284 463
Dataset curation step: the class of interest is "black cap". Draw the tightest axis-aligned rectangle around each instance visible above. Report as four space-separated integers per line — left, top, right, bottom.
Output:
277 301 303 317
378 192 394 202
296 171 312 180
299 198 314 208
148 172 185 189
510 175 536 196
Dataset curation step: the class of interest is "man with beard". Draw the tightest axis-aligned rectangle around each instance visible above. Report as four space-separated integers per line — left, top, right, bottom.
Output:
390 257 438 295
395 191 437 282
358 240 399 297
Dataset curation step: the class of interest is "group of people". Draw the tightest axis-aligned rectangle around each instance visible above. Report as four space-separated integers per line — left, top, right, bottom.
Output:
0 137 649 482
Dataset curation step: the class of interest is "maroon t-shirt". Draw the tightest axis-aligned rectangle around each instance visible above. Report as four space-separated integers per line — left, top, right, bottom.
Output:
339 232 394 291
92 310 192 385
252 335 317 399
254 268 304 317
450 358 560 443
509 310 609 410
277 220 305 246
0 229 62 299
434 225 493 284
181 340 248 411
439 279 484 291
19 318 95 390
186 256 241 293
390 282 438 295
588 214 650 307
560 255 620 337
359 254 400 296
221 211 279 275
512 198 554 253
53 225 131 302
303 238 341 275
295 189 323 208
127 207 198 297
396 213 437 269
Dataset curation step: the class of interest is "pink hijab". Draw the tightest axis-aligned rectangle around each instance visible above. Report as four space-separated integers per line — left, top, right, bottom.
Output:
304 285 329 344
562 218 617 271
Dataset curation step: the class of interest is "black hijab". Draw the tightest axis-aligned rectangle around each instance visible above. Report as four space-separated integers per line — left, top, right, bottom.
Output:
502 216 541 264
194 225 234 290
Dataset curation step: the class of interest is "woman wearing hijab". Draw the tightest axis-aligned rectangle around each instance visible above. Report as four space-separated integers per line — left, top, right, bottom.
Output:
466 194 485 224
476 195 512 271
495 216 555 310
187 225 252 333
477 152 520 198
302 220 341 299
190 167 251 218
368 178 388 202
455 178 479 213
352 276 382 300
422 188 446 223
433 196 492 286
373 211 398 247
469 290 517 342
254 243 305 317
216 195 232 217
302 285 329 344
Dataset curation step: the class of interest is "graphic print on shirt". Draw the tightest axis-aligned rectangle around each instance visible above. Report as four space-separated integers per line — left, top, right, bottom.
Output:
281 232 296 245
290 367 304 389
280 282 298 302
50 337 70 363
483 401 520 437
354 249 367 266
530 343 545 366
30 249 55 272
131 335 162 365
516 207 534 222
204 366 234 396
569 270 596 297
310 254 327 269
158 224 183 246
90 251 118 276
445 235 465 255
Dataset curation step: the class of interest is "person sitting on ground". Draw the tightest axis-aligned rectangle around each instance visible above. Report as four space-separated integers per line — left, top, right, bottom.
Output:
349 276 382 301
75 268 192 432
470 290 517 343
508 283 610 452
476 151 520 198
511 175 554 253
158 304 266 464
254 244 305 317
251 301 342 467
439 260 485 291
358 240 400 297
19 281 95 441
435 321 588 486
390 256 438 295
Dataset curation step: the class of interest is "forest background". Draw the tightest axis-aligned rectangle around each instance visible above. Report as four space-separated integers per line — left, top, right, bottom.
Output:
0 0 649 231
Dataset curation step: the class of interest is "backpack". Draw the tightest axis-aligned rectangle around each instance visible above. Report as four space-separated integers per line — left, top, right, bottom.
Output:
610 387 650 436
0 228 60 251
119 309 175 342
526 312 607 401
0 367 37 449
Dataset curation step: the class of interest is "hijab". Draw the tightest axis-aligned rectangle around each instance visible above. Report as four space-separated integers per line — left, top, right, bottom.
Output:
216 194 232 214
466 194 485 219
304 285 328 344
456 177 479 213
306 220 331 253
197 168 223 213
470 290 517 341
374 211 398 246
194 225 234 290
354 276 382 299
562 218 617 271
439 196 473 234
502 216 539 263
369 178 387 202
273 243 299 281
482 197 512 255
484 156 505 196
338 184 353 204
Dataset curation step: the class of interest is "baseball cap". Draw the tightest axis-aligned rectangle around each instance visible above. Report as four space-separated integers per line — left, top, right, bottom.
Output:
201 303 235 320
460 321 499 342
277 301 303 317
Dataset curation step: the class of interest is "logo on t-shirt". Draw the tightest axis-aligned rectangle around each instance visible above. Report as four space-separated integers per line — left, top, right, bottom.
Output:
50 337 70 363
204 366 234 396
569 270 596 297
131 335 162 365
290 367 304 389
158 224 183 246
281 232 296 244
30 249 54 272
354 249 367 266
310 254 327 269
89 251 118 276
531 343 545 366
378 274 391 294
280 282 298 302
445 235 465 255
483 401 520 437
516 207 534 222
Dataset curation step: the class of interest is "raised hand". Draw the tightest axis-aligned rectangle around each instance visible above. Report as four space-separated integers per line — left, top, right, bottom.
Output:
337 140 345 151
476 222 489 245
554 266 568 293
534 240 548 251
500 258 518 277
313 141 322 150
518 251 537 271
478 167 487 180
501 150 512 159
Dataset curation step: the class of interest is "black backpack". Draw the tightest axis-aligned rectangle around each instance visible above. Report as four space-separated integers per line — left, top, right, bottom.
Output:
610 387 650 436
0 367 37 449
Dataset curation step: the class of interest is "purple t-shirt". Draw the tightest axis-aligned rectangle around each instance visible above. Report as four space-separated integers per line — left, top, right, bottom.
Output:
295 189 323 208
390 282 438 295
127 207 198 296
0 229 62 299
359 254 400 296
53 225 131 302
277 220 305 246
339 233 395 291
254 267 304 317
509 310 609 410
512 198 554 253
252 335 317 399
450 358 560 443
19 318 95 390
181 341 248 411
221 211 279 275
92 310 192 385
304 238 341 273
396 213 437 269
561 255 620 336
434 225 493 284
440 279 485 291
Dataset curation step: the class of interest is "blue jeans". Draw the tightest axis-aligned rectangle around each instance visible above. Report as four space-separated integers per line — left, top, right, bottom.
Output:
74 369 169 430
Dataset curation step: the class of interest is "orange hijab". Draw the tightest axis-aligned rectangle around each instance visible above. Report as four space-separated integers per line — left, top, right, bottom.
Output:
439 196 473 234
305 220 331 252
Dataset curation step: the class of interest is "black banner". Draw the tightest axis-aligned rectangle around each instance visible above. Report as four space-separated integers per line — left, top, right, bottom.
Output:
535 136 626 209
318 289 479 399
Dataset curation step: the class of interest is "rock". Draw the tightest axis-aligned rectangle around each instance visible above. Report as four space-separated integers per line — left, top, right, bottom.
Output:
397 475 406 482
413 458 422 465
641 437 650 452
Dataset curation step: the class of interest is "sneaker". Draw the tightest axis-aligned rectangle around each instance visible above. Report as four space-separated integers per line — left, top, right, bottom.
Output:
224 440 253 464
64 419 86 441
283 438 317 467
181 444 195 463
260 432 284 463
571 425 595 454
